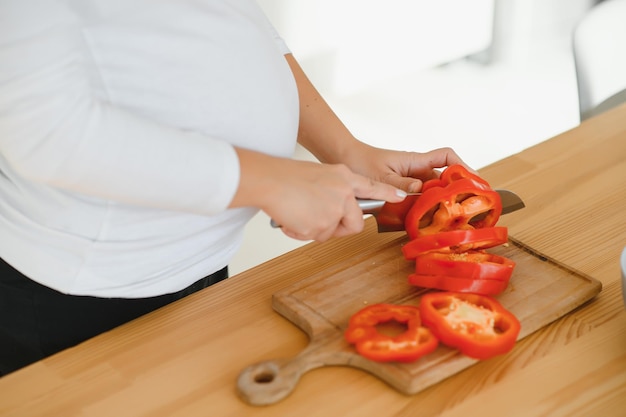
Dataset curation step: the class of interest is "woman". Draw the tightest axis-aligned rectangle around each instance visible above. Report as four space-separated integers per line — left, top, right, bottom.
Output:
0 0 468 375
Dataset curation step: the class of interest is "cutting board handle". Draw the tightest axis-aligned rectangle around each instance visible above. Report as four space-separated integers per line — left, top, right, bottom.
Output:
237 334 350 406
236 358 303 406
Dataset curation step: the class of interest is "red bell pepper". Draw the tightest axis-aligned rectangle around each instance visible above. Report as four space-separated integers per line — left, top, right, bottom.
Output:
418 292 521 360
421 165 491 193
405 178 502 240
414 251 515 282
420 177 447 192
439 164 492 188
408 250 515 295
408 273 509 295
344 304 439 363
402 227 508 259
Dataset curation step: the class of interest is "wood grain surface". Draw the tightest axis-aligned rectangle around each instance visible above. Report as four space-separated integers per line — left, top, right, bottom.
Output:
0 104 624 417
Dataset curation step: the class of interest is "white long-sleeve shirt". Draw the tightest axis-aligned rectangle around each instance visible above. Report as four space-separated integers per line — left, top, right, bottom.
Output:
0 0 299 297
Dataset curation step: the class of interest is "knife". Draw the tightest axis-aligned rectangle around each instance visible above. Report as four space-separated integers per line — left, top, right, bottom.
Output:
270 189 525 233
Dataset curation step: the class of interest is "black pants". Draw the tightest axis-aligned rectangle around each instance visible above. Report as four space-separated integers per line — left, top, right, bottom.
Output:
0 257 228 377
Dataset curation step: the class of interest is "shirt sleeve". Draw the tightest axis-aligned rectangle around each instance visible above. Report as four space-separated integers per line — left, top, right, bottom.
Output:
0 3 240 216
251 1 292 55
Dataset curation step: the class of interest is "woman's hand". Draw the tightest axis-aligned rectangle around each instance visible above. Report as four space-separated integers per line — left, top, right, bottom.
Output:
282 53 473 195
230 147 407 242
339 142 475 193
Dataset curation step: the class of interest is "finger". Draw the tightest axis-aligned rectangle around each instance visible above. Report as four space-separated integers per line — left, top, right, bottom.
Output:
283 198 366 241
405 178 424 193
332 199 366 238
421 147 478 174
381 175 424 194
422 147 465 168
352 175 408 203
282 227 321 242
281 215 344 242
282 224 333 242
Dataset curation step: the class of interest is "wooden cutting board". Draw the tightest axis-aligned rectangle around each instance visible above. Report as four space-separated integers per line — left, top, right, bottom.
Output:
237 236 602 406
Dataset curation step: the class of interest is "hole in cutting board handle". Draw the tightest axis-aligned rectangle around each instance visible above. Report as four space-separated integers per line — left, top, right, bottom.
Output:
254 370 276 384
236 359 303 406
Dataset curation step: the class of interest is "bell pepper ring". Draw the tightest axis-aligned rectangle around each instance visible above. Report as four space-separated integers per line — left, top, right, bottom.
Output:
344 304 439 363
418 292 521 360
402 227 509 259
414 251 516 282
408 273 509 295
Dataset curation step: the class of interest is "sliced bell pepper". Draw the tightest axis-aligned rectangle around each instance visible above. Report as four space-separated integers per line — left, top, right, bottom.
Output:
344 304 439 363
408 273 509 296
421 165 491 193
402 227 508 259
414 251 515 282
408 250 514 295
439 164 492 188
404 178 502 240
418 292 521 360
375 193 420 232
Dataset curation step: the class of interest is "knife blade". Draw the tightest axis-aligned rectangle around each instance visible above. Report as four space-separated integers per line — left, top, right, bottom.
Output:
270 189 525 233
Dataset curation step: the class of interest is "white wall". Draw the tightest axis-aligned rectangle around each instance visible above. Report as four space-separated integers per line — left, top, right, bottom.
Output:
491 0 597 64
257 0 495 95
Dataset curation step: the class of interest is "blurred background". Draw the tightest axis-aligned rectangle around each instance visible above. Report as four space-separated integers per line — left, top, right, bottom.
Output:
230 0 601 275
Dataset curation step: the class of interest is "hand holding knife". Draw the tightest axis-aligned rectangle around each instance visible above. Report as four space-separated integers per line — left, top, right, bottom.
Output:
271 189 525 233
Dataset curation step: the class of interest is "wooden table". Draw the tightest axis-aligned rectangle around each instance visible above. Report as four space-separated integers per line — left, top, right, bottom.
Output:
1 104 625 417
